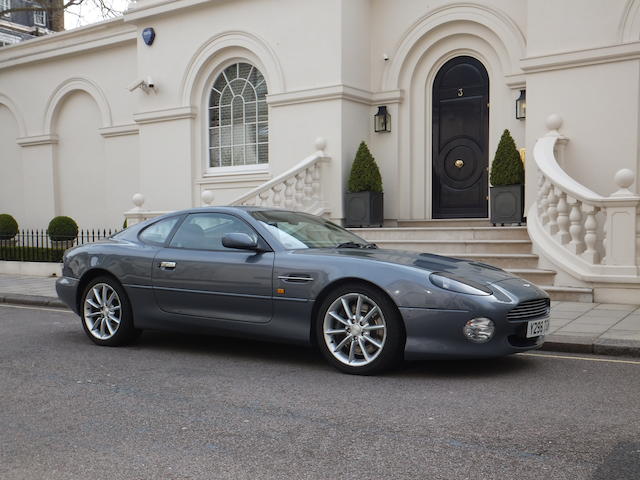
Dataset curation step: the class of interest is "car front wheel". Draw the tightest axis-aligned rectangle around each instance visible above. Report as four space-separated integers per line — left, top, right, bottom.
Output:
81 276 139 346
316 284 404 375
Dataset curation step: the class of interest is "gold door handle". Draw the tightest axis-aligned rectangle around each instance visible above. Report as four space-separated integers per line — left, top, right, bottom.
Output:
454 159 464 168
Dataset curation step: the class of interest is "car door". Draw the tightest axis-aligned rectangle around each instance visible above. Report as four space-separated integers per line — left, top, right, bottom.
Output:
151 212 274 323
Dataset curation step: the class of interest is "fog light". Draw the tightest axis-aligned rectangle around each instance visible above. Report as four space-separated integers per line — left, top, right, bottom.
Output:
463 318 495 343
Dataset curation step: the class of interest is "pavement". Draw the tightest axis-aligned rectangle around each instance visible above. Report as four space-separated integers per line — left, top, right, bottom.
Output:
2 304 640 479
0 273 639 357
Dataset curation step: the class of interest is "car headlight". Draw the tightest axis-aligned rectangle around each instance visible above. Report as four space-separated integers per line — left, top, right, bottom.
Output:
429 272 492 296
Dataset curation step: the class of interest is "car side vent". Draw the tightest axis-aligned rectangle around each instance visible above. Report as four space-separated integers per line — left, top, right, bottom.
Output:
507 298 550 321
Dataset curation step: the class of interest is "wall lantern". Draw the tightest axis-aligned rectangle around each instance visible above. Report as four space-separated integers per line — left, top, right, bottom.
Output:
374 106 391 133
516 90 526 119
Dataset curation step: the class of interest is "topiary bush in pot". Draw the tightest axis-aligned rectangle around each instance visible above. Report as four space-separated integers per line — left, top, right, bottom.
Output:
47 216 79 243
345 141 384 227
489 129 525 225
0 214 18 241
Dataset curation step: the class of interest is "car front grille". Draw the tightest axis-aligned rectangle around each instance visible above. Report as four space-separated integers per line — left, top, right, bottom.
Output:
507 298 550 321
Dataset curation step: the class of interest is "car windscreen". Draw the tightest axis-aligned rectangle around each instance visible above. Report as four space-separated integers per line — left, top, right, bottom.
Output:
249 210 369 249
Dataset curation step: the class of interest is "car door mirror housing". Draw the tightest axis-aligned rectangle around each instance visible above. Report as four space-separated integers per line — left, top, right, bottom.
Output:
222 232 259 251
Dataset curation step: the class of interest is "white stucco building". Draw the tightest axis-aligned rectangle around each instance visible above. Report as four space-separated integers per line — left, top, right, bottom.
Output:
1 0 640 302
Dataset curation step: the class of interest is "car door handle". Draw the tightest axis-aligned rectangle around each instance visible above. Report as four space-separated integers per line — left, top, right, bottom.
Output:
159 261 176 270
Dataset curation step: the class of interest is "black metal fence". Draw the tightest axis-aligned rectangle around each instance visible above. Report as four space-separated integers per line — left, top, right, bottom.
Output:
0 229 117 263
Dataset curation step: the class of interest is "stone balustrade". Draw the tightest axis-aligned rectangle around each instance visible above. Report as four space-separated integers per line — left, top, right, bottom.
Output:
229 137 330 215
124 138 330 226
529 114 640 280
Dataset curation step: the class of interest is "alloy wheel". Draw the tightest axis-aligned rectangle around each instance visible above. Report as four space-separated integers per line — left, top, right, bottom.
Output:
83 283 122 340
322 293 387 367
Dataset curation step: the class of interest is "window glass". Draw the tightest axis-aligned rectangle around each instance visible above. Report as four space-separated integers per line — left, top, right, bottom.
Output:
169 213 257 251
139 217 179 245
250 211 367 249
33 10 46 26
208 62 268 168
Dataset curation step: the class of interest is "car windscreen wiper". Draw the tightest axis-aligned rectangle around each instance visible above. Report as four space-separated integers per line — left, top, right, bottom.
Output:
335 241 378 249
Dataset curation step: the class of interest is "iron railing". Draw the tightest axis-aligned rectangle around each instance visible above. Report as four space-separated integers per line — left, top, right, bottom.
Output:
0 229 117 263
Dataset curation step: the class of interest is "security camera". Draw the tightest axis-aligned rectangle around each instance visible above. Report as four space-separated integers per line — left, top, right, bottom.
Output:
127 77 155 93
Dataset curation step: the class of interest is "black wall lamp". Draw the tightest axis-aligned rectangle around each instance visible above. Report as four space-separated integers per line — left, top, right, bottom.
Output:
374 106 391 133
516 90 526 119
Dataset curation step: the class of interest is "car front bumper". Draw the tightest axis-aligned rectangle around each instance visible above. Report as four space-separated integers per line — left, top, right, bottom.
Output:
400 306 545 360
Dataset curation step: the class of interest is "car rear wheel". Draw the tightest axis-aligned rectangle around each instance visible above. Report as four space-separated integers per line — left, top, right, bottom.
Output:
81 276 139 346
316 283 404 375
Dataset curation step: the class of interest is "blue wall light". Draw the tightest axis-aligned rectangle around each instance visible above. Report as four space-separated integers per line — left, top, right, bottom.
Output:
142 28 156 46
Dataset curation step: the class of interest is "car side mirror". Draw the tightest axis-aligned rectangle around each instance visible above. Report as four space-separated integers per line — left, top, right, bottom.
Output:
222 232 259 251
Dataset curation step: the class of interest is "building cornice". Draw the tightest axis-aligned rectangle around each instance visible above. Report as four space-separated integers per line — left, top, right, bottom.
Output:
521 41 640 73
133 106 197 125
98 124 140 138
267 85 403 108
124 0 215 22
17 134 58 147
0 19 135 70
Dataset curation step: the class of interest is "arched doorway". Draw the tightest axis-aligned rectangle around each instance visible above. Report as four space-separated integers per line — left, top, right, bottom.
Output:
432 56 489 218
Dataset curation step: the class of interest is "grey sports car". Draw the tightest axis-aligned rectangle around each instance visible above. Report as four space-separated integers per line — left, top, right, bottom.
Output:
56 207 550 374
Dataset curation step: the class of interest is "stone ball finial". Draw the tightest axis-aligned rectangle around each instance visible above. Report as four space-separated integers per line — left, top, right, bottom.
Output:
614 168 635 189
546 114 563 132
132 193 145 208
315 137 327 152
201 190 214 206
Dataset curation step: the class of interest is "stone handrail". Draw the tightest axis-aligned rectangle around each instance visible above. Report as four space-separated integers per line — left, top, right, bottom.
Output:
529 114 640 280
124 138 331 226
230 137 331 215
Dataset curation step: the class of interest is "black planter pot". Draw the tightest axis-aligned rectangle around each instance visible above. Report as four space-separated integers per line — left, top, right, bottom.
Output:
345 191 383 227
490 184 524 225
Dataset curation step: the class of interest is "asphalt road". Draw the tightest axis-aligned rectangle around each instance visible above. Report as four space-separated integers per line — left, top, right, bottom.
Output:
1 304 639 480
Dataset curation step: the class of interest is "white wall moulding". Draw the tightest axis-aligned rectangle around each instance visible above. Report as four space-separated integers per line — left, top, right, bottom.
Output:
0 93 27 137
231 137 331 216
16 134 59 147
0 20 136 69
382 2 526 91
132 106 197 125
620 0 640 43
44 77 113 134
520 41 640 73
125 0 212 22
98 124 140 138
267 85 404 108
528 114 640 283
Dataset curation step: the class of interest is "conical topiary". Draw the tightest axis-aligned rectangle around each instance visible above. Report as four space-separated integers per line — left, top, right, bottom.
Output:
490 129 524 186
347 141 383 193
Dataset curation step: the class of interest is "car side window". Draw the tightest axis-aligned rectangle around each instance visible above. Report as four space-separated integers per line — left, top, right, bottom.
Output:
169 213 257 251
139 216 180 246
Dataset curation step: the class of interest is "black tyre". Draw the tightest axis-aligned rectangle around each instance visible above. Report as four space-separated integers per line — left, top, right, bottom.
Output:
315 283 404 375
80 276 140 346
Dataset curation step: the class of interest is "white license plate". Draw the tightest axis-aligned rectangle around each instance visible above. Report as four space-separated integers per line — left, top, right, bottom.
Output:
526 318 550 338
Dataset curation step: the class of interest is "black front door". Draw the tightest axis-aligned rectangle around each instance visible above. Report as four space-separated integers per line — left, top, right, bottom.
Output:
432 56 489 218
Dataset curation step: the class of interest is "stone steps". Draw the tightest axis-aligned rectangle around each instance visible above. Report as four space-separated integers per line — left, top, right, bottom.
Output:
350 224 594 302
370 239 533 254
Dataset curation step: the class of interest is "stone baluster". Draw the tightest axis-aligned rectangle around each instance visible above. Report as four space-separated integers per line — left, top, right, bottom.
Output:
311 163 321 207
295 172 305 209
284 177 296 209
272 184 284 207
540 178 551 225
555 189 570 244
582 205 599 264
547 184 559 235
636 211 640 266
566 197 585 254
536 174 545 217
258 190 270 207
303 166 314 206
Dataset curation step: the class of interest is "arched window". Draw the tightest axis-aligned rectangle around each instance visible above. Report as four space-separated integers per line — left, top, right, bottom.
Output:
208 62 268 169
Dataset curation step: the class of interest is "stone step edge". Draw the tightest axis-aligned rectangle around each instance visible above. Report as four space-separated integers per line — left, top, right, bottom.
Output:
351 226 527 232
367 239 532 244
